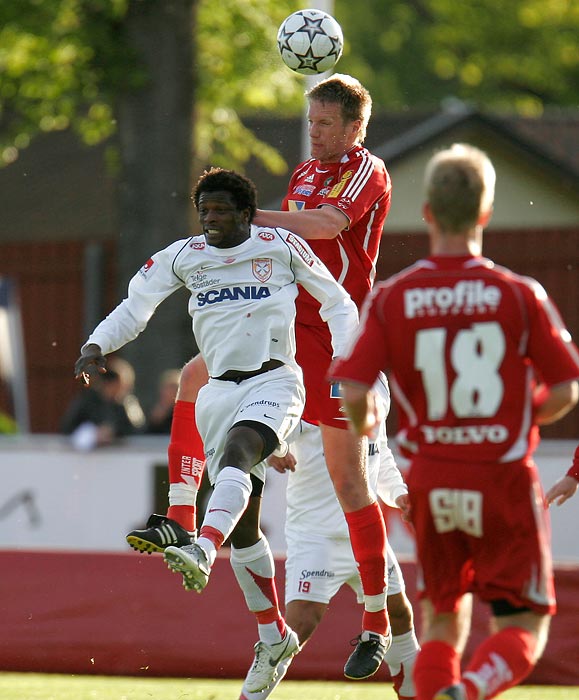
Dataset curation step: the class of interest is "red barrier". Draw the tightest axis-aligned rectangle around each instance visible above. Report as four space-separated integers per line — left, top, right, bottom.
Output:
0 550 577 684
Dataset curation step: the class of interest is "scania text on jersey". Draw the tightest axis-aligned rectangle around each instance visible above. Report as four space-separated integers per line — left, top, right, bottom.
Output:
421 424 508 445
196 285 271 307
404 280 501 319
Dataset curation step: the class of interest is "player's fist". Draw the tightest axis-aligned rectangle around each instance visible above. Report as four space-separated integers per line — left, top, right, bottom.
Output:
74 344 107 386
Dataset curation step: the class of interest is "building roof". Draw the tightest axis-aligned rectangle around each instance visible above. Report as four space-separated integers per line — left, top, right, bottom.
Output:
243 105 579 208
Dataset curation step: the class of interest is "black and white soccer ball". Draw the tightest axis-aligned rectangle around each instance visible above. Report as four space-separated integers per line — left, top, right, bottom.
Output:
277 9 344 76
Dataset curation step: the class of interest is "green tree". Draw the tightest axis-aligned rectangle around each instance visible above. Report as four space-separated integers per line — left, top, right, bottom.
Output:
336 0 579 114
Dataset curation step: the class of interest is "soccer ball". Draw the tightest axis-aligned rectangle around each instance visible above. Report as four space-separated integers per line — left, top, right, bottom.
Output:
277 9 344 76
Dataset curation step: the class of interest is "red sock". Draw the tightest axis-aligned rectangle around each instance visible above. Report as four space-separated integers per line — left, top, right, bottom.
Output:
344 502 389 634
166 400 205 531
413 640 460 700
463 626 537 699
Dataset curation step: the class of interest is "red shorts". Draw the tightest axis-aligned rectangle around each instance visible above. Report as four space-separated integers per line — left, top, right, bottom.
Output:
295 322 348 430
406 456 556 616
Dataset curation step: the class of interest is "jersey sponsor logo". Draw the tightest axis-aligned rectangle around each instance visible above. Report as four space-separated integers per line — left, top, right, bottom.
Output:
337 197 352 210
189 271 221 290
294 184 316 196
286 233 315 267
252 258 272 282
404 280 502 318
329 382 342 399
240 399 281 412
190 241 205 249
287 200 306 212
299 568 335 580
258 231 275 241
323 176 333 187
196 286 271 307
421 424 509 445
138 258 155 279
318 187 331 197
328 170 353 198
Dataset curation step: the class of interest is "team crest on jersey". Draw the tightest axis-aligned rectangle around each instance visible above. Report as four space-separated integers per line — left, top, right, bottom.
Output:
328 170 353 198
138 258 155 279
252 258 272 282
190 241 205 249
286 233 314 267
258 231 275 241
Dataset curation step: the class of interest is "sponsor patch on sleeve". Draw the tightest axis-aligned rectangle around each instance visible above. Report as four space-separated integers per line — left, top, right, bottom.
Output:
286 233 315 267
138 258 156 279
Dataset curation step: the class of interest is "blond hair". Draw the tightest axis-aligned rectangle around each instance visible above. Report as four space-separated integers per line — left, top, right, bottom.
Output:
306 73 372 143
424 143 496 233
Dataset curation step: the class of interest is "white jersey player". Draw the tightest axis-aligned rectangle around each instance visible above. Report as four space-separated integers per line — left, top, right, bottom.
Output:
240 377 420 700
74 168 359 693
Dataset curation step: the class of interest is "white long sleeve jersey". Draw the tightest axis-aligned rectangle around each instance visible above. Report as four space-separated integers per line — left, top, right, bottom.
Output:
84 225 358 378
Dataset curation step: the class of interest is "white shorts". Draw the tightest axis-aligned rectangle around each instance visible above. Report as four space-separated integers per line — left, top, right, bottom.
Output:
196 364 305 485
285 528 405 605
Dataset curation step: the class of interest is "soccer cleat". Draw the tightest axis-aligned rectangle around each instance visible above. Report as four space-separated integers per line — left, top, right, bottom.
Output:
344 629 392 680
164 542 210 592
126 513 194 554
434 684 467 700
244 626 300 693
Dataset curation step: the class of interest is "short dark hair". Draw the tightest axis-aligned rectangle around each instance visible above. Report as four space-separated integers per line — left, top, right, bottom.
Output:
193 167 257 221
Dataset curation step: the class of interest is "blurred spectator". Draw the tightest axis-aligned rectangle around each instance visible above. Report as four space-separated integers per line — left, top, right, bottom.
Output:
144 368 181 435
107 356 146 431
61 365 143 451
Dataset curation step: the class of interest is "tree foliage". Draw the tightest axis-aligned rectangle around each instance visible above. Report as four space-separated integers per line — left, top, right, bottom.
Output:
1 0 577 169
336 0 579 114
0 0 304 169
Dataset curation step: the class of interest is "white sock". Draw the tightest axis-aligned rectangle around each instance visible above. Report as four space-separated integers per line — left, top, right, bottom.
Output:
231 539 283 645
384 629 420 698
200 466 251 561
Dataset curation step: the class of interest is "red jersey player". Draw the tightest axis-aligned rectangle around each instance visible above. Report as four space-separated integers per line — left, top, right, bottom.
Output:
330 143 579 700
254 73 393 679
126 74 394 680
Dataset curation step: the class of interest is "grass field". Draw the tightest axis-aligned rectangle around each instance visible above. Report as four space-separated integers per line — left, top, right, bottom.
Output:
1 674 578 700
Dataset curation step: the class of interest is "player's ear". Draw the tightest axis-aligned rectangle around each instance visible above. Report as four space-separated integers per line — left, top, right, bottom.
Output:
478 207 493 228
422 202 433 223
351 119 362 138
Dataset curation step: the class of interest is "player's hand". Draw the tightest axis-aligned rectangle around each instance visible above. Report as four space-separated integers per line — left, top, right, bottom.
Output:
395 494 412 523
267 452 297 474
545 475 578 507
74 344 107 386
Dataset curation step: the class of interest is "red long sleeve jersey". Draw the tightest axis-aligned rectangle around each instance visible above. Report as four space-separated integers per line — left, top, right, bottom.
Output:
282 145 391 325
331 255 579 464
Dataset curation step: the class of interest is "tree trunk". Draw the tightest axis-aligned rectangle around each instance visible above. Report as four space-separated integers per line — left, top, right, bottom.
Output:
115 0 198 411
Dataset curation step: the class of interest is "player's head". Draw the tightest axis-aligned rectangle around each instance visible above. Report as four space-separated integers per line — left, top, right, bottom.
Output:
306 73 372 144
424 143 496 235
193 168 257 248
193 168 257 221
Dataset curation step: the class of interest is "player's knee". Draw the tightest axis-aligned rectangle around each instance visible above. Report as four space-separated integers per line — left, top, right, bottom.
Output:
178 355 208 401
286 600 326 645
387 591 414 635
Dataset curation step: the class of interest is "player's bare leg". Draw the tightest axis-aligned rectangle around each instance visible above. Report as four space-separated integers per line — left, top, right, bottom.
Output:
321 423 391 678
